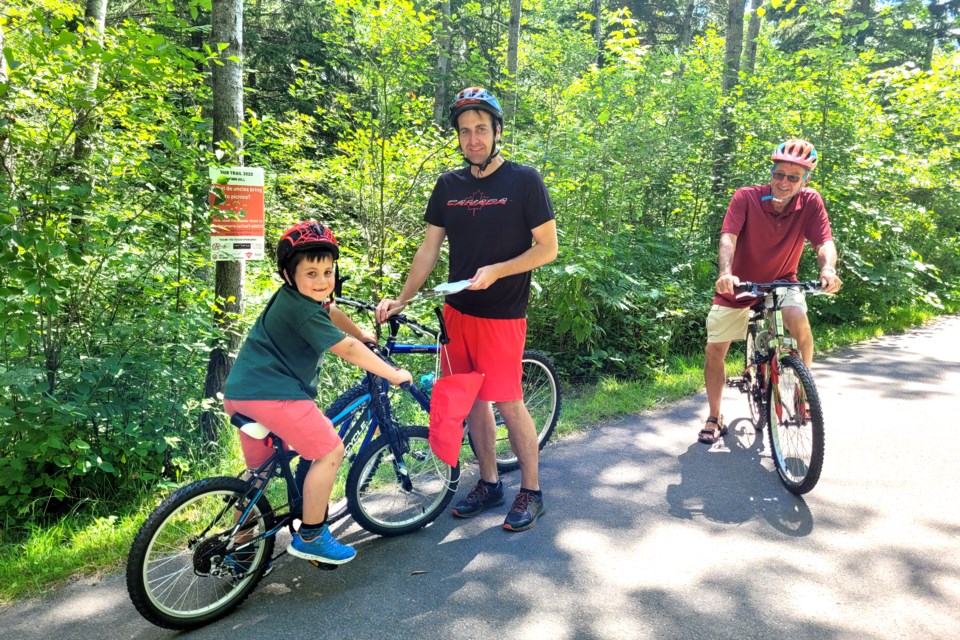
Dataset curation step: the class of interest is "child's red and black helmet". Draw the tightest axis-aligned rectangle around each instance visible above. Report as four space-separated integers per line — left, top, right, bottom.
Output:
276 221 338 279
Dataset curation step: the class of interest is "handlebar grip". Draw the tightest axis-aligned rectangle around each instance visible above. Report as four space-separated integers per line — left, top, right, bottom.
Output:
434 307 450 346
733 282 753 292
399 381 412 392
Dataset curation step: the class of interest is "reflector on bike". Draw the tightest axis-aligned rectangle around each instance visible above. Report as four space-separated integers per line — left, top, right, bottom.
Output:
428 371 485 467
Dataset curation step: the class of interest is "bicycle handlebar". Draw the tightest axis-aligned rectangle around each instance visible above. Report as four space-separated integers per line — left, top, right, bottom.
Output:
335 296 440 340
334 296 449 344
734 280 822 296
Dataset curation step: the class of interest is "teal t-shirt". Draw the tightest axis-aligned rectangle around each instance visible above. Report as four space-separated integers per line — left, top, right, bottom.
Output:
224 285 346 400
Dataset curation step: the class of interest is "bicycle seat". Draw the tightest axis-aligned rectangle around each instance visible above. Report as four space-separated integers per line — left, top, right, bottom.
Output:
229 413 270 439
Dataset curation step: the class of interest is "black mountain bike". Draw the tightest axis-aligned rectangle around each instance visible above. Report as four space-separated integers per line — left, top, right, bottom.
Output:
334 297 562 474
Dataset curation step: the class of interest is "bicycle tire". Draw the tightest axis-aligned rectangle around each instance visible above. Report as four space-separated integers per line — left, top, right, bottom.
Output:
469 350 562 472
744 327 767 431
126 477 275 630
346 426 459 537
294 384 373 524
767 354 825 495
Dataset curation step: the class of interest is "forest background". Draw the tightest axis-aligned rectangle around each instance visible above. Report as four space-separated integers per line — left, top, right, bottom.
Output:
1 0 958 597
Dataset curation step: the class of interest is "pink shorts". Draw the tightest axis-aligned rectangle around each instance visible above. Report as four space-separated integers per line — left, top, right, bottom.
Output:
224 398 341 469
441 304 526 402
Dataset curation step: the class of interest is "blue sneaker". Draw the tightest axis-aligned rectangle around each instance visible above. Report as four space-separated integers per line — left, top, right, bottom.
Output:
503 491 545 532
223 550 273 582
287 525 356 565
222 550 254 574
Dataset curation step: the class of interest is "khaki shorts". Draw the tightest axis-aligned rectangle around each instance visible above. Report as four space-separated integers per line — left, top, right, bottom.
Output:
706 288 807 343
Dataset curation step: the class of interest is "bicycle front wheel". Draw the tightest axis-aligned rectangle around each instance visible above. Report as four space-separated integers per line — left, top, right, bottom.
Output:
126 477 275 630
346 426 459 537
767 355 825 495
744 327 767 430
471 350 562 472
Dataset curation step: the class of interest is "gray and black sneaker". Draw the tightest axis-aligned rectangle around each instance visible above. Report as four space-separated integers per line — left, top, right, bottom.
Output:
503 491 545 532
451 480 504 518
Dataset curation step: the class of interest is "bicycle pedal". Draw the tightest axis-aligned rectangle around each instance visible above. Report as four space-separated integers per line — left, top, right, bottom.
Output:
725 377 746 391
308 559 340 571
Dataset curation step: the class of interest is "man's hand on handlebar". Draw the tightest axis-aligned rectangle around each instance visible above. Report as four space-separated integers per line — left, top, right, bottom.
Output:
715 273 741 295
375 298 406 324
819 267 842 295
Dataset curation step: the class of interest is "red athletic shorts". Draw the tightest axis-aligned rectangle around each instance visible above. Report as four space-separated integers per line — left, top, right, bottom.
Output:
441 304 526 402
223 398 341 469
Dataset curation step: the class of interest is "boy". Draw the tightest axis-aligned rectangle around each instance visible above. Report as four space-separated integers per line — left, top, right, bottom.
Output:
224 221 412 564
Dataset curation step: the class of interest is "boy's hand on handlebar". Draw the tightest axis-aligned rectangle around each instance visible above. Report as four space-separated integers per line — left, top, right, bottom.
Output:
715 274 741 295
819 268 842 294
356 329 377 344
375 298 406 324
391 368 413 387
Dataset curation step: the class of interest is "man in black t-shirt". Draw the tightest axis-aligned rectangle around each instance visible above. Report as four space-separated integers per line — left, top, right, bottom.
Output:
376 87 558 532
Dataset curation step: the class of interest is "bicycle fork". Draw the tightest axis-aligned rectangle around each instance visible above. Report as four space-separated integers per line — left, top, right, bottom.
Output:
371 378 414 492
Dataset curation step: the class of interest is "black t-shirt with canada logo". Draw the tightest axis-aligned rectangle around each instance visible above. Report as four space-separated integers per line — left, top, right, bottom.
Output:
424 161 554 319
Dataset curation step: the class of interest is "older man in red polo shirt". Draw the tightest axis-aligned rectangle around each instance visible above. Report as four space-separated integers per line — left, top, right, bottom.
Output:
697 139 843 445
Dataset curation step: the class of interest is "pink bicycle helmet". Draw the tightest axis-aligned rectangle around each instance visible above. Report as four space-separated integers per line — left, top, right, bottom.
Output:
772 139 818 170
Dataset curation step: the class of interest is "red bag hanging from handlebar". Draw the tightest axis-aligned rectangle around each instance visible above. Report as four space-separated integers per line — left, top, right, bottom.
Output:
428 372 484 467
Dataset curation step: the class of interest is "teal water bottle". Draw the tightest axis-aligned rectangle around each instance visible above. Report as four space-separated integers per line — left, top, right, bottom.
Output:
419 372 436 398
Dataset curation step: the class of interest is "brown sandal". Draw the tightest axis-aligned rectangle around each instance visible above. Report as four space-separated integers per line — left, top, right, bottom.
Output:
697 416 727 444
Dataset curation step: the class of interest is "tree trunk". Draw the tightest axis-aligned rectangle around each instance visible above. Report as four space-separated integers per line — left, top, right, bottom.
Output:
743 0 762 74
592 0 604 66
852 0 873 50
72 0 108 171
709 0 745 222
433 1 451 126
201 0 245 442
504 0 521 123
0 22 14 202
680 1 696 49
720 0 744 96
70 0 108 247
923 0 946 71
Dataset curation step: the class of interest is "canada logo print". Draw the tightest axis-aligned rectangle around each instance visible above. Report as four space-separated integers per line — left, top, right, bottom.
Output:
447 190 508 216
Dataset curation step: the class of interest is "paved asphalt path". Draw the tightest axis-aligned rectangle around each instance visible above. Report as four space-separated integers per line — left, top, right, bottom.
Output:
3 316 960 639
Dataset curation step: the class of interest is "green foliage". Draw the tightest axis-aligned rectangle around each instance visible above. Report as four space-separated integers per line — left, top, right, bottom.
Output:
0 0 216 519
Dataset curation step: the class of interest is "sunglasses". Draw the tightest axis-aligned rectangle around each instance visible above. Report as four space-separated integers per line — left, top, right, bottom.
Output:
771 171 803 184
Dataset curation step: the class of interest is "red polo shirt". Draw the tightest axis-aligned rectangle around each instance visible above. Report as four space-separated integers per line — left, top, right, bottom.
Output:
714 185 832 309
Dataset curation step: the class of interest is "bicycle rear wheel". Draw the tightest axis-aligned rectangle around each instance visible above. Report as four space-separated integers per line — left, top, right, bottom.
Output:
470 350 562 472
126 477 275 630
767 355 825 495
346 426 459 536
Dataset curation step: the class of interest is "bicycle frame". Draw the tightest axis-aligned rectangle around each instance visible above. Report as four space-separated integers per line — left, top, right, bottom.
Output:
221 427 302 561
739 281 818 415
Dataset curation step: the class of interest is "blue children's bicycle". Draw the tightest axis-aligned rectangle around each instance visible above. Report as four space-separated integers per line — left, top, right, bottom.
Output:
126 295 560 630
